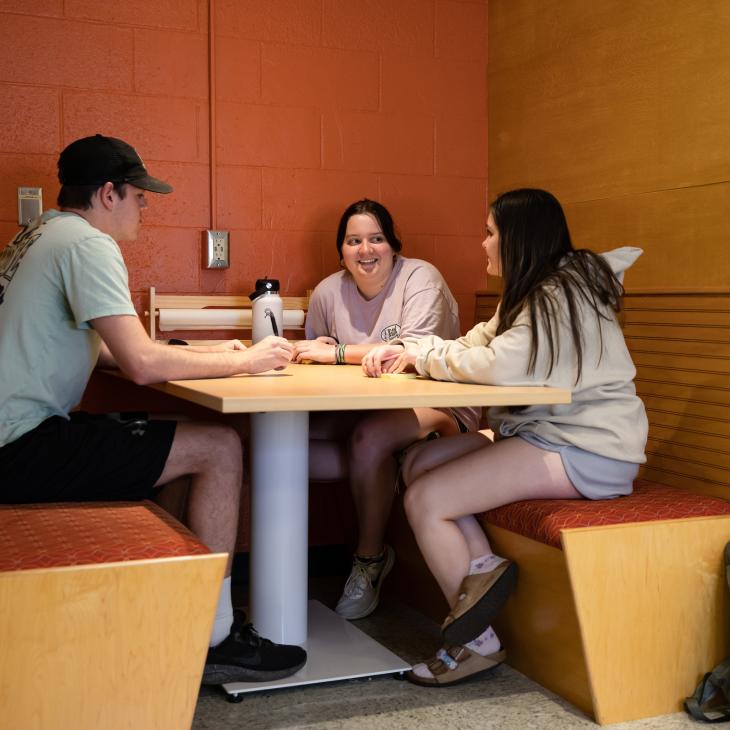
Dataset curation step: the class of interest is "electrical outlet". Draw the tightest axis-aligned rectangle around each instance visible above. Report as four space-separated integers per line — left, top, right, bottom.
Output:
202 230 230 269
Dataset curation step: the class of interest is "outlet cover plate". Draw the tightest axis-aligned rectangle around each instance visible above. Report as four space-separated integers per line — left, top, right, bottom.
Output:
18 187 42 225
203 230 230 269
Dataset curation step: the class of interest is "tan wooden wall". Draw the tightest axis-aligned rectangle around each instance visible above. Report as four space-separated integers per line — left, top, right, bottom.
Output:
488 0 730 292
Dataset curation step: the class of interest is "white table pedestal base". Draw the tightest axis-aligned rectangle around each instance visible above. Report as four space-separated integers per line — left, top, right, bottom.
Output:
250 411 309 644
241 410 410 697
222 600 412 698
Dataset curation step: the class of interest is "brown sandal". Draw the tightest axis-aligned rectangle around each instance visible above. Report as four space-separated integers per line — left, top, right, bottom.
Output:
441 560 517 645
406 644 506 687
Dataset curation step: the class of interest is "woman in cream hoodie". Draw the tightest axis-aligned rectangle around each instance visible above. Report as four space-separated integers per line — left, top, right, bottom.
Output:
364 188 648 687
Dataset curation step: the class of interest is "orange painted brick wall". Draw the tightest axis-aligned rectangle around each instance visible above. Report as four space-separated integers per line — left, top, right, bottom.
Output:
0 0 488 332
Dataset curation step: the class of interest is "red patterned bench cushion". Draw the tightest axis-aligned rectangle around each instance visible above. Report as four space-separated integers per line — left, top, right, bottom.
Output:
481 479 730 550
0 501 210 572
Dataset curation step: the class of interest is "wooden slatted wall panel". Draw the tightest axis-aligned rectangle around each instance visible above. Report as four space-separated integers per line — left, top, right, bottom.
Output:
476 291 730 499
474 292 499 325
624 293 730 498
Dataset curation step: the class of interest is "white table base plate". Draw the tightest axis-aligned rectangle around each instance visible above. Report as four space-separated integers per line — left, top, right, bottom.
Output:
222 600 412 698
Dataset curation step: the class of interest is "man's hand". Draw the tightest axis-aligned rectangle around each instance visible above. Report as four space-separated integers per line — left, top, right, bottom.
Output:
362 344 415 377
243 336 294 373
293 337 337 364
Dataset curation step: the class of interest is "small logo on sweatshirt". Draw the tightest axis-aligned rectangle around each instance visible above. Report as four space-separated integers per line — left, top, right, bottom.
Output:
380 323 401 342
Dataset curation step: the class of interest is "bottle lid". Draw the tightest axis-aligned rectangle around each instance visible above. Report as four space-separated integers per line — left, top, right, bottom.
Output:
249 277 280 300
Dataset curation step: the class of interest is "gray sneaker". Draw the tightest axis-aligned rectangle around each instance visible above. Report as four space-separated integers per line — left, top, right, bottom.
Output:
335 545 395 620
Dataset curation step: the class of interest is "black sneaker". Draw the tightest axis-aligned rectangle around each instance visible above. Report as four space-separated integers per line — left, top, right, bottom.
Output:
202 616 307 685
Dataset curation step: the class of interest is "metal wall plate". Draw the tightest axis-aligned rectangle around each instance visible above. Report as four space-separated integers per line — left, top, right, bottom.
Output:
18 187 42 225
202 230 229 268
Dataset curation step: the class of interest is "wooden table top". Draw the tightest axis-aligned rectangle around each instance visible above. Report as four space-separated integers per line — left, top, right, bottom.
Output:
145 364 571 414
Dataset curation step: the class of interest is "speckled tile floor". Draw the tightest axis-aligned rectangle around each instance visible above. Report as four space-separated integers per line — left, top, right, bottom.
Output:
192 577 699 730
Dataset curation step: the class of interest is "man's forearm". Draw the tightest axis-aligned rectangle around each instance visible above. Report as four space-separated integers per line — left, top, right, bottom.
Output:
91 315 291 384
122 343 252 384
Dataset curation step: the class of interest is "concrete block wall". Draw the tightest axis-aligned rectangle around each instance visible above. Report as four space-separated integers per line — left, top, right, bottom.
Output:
0 0 488 331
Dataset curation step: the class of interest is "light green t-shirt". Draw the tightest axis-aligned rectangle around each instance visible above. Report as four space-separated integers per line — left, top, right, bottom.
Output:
0 210 136 447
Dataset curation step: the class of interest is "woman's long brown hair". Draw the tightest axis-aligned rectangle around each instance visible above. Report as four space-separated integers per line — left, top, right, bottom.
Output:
493 189 624 382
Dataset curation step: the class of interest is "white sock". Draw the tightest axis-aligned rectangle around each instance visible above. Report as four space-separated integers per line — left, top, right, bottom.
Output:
465 625 500 656
209 575 234 647
469 552 505 575
411 626 501 679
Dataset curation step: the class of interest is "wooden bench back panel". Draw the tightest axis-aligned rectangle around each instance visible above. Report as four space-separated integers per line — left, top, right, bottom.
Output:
147 287 310 340
474 290 730 500
151 294 310 310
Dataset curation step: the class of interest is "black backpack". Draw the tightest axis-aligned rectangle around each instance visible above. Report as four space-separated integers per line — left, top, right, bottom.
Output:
684 543 730 723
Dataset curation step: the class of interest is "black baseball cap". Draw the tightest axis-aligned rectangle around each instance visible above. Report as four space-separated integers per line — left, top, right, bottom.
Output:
58 134 173 194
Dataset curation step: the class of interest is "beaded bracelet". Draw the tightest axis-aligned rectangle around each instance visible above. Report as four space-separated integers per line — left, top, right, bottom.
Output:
335 343 347 364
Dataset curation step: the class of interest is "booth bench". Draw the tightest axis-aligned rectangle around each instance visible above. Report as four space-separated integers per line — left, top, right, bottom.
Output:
63 286 730 724
388 290 730 725
0 501 226 730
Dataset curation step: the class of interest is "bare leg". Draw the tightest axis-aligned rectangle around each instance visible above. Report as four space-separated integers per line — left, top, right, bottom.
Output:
402 430 496 560
404 436 581 606
155 421 243 575
402 430 493 485
309 408 460 556
348 408 459 556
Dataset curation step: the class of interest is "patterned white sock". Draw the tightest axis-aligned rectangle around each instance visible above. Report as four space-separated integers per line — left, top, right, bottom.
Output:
465 625 500 656
411 659 436 679
469 552 505 575
209 575 234 647
411 626 501 680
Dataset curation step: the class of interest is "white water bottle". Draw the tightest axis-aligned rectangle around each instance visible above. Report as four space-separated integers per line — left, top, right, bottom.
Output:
250 278 283 344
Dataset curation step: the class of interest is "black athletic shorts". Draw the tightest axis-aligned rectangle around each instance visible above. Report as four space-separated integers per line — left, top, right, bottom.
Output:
0 412 177 504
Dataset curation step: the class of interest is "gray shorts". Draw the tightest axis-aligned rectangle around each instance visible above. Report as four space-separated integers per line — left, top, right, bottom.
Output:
518 432 639 500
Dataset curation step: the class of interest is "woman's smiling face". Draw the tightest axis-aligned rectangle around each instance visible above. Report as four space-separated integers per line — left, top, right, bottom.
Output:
340 213 395 298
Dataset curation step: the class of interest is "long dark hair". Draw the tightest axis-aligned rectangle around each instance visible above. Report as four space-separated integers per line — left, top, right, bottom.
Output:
493 188 624 380
335 199 402 260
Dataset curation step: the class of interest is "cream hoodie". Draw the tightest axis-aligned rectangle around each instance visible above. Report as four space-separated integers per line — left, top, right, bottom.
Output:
405 247 648 463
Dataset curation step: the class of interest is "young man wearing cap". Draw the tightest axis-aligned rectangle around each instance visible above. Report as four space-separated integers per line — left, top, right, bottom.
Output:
0 134 305 684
